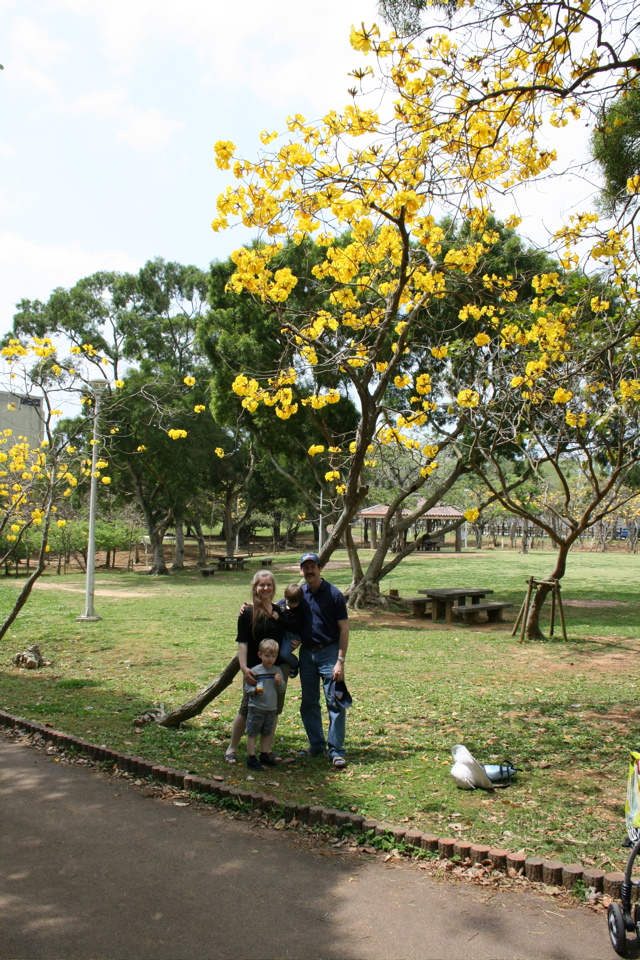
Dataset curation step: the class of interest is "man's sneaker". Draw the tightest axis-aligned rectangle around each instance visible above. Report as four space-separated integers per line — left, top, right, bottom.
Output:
247 755 263 771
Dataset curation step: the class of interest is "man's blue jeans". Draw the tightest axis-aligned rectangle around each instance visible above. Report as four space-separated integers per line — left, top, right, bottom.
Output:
299 645 346 759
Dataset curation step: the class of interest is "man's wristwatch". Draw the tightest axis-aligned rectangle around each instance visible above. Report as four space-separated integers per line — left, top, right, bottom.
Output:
337 655 345 663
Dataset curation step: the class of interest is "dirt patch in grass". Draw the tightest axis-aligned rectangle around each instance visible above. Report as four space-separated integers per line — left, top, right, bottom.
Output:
580 704 640 731
564 600 628 607
34 582 153 599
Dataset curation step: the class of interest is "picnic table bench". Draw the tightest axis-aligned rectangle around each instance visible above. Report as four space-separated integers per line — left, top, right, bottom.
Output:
418 588 494 624
405 597 433 618
200 566 216 578
452 601 513 624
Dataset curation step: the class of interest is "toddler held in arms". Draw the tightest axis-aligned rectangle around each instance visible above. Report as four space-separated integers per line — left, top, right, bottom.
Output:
276 582 304 679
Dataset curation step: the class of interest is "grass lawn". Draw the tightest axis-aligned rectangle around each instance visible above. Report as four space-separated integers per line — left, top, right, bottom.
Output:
1 546 639 871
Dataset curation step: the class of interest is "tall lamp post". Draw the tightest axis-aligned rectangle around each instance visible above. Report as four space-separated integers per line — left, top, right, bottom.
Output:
77 380 107 622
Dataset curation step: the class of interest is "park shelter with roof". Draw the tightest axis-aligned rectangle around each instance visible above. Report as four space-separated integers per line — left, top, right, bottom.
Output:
357 502 465 552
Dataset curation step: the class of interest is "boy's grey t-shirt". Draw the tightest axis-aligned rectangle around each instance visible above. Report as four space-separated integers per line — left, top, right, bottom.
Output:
243 664 285 712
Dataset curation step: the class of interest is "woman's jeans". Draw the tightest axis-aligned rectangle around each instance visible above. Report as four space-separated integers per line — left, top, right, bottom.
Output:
299 645 346 759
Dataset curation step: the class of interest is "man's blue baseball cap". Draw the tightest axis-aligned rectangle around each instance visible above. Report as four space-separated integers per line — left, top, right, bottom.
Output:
300 552 321 565
328 679 352 710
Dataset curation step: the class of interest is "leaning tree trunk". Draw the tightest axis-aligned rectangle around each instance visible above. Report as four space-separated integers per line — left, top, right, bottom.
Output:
143 656 241 727
524 540 571 640
0 504 54 641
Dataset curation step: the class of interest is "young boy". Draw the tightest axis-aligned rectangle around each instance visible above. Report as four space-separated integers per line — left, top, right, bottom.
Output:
276 583 304 679
244 638 286 771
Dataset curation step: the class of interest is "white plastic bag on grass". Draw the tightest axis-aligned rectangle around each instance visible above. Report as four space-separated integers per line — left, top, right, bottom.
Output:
450 744 495 791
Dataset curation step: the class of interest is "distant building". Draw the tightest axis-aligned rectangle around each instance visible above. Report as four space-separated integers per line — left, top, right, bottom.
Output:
0 392 45 449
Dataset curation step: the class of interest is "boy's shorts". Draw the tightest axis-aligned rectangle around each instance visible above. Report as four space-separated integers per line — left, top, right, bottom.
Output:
246 707 277 738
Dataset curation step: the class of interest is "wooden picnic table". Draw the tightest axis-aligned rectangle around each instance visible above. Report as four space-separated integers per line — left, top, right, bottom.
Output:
418 587 494 624
216 557 248 572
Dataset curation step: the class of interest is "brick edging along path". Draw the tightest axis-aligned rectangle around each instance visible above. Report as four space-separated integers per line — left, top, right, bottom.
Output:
0 709 622 899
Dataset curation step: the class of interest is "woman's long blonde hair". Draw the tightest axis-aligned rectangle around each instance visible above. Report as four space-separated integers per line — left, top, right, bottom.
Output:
250 570 277 637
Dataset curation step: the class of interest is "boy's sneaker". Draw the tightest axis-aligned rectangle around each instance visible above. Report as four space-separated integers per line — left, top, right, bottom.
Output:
247 755 263 771
259 752 278 767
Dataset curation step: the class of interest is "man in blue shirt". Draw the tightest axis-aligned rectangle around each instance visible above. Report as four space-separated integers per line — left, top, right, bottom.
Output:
298 552 349 768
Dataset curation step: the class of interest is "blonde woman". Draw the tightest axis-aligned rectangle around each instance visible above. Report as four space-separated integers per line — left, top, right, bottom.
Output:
224 570 302 764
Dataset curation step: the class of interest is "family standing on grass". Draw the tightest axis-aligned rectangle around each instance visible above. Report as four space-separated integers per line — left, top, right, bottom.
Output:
223 553 350 770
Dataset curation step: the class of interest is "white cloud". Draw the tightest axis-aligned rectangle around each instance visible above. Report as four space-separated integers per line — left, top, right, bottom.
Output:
0 232 142 334
10 15 69 65
70 88 184 150
117 107 184 151
6 14 183 151
56 0 381 112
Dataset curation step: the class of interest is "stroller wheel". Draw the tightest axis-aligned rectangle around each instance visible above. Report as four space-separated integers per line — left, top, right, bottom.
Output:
609 903 627 956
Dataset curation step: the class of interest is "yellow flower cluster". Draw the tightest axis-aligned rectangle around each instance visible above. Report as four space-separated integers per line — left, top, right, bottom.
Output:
457 389 480 408
552 388 572 404
168 429 188 439
620 380 640 403
565 411 587 428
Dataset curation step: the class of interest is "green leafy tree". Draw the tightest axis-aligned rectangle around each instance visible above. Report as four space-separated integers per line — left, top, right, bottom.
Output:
592 83 640 214
9 259 229 575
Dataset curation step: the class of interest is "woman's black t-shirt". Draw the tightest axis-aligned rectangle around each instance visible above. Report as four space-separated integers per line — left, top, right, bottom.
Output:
235 604 304 668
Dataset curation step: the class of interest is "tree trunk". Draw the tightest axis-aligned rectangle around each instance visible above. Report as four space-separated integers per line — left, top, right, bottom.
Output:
524 541 570 640
191 512 207 566
224 497 235 557
0 498 54 641
172 515 185 571
509 518 518 549
127 463 171 575
345 577 386 609
153 656 241 727
149 527 169 575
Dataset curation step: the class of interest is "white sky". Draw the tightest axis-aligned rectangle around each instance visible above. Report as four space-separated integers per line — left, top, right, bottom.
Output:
0 0 599 337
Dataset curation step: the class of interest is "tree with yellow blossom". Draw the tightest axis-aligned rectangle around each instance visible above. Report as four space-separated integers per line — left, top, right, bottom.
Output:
445 261 640 637
0 337 112 638
210 8 640 617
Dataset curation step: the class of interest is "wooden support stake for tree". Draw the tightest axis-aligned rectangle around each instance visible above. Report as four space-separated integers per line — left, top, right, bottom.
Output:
514 576 568 642
514 577 535 643
511 584 528 637
555 581 568 642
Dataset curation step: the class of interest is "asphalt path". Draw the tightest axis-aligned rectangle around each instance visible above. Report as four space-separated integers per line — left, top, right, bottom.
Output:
0 736 614 960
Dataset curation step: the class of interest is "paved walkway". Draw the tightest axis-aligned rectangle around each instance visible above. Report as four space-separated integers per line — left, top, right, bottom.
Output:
0 737 613 960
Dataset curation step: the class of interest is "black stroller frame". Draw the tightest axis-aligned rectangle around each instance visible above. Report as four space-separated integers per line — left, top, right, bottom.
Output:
608 837 640 955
